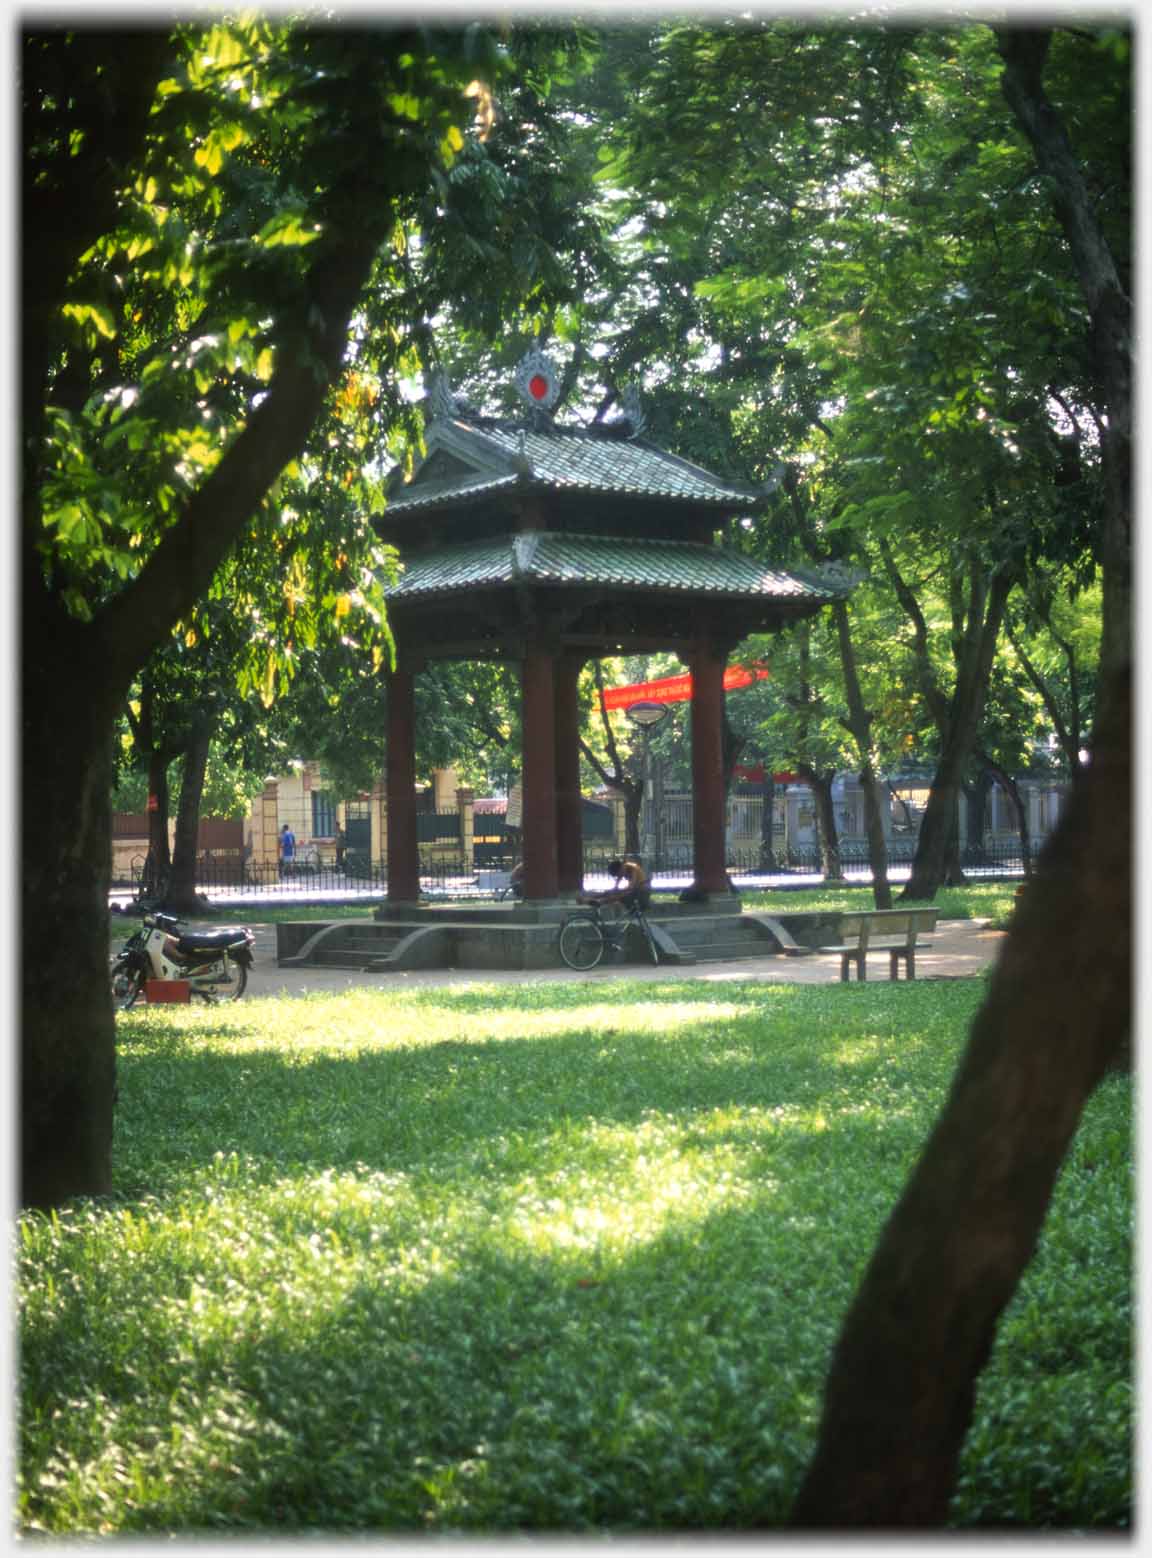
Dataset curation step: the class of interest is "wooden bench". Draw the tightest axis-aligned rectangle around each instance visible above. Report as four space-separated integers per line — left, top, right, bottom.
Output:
819 907 939 981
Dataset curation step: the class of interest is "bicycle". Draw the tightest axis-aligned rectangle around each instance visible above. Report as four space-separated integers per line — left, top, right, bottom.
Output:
558 898 660 971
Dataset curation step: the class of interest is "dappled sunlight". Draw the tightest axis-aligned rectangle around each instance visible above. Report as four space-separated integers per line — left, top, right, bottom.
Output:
117 991 756 1061
25 976 1131 1534
498 1122 766 1262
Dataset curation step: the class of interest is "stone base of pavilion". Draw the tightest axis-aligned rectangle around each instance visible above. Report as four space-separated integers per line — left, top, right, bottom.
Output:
272 896 816 974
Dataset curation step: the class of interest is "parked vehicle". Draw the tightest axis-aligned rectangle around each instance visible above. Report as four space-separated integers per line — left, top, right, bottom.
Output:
110 912 255 1009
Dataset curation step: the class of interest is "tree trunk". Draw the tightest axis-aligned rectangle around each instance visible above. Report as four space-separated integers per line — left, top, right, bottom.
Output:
21 614 122 1209
902 569 1013 900
997 29 1130 683
23 222 389 1209
165 723 213 914
977 751 1034 879
760 780 778 870
146 749 172 879
789 663 1130 1528
942 817 968 889
623 784 642 858
832 600 892 908
798 767 842 880
860 772 892 908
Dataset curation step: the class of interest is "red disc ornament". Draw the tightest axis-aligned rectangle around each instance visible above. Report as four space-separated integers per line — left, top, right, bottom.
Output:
514 349 559 411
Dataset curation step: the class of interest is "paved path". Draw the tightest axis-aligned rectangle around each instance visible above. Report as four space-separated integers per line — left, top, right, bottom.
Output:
239 918 1005 1001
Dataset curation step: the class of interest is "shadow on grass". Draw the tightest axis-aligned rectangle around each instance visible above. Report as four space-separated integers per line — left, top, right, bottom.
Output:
23 978 1130 1535
20 1162 899 1533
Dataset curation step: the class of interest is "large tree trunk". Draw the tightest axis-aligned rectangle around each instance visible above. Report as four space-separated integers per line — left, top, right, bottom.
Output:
165 722 213 914
21 612 123 1208
23 228 389 1210
786 30 1133 1527
789 664 1130 1527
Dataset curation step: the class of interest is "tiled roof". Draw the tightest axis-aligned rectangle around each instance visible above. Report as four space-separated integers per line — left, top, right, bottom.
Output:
385 532 836 602
384 419 763 513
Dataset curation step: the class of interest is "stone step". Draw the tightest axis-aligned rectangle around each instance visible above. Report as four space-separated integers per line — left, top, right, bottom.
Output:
660 919 775 960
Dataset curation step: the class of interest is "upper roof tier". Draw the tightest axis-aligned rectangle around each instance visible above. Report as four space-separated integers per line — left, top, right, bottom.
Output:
377 413 768 531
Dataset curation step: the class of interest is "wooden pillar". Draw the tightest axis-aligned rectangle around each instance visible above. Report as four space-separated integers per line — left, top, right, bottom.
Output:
690 635 729 896
385 662 420 903
555 653 584 896
521 645 559 900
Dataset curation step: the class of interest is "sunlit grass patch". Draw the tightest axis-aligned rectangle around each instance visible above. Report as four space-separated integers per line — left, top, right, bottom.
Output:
740 881 1017 923
20 977 1130 1534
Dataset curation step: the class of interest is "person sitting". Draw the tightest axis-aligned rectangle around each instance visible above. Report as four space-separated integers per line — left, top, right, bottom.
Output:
581 857 650 911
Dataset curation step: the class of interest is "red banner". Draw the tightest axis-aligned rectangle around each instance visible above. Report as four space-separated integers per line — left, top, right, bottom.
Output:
602 663 770 712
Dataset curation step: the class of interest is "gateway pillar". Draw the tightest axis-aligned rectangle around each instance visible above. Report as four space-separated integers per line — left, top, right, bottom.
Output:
384 662 420 903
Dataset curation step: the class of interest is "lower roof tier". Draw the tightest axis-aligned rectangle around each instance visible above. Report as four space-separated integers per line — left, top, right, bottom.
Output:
384 530 842 605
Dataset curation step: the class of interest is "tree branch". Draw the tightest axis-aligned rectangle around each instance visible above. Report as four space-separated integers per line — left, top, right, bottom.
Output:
97 227 385 689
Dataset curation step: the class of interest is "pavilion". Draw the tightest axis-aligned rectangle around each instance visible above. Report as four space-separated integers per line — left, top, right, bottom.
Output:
372 350 848 909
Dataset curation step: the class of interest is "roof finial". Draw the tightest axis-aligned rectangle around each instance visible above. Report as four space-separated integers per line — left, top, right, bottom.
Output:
514 348 560 420
621 384 647 438
427 369 459 422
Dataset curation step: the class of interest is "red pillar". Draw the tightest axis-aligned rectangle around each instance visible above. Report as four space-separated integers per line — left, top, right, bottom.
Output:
555 653 584 896
521 646 559 900
385 662 420 903
690 636 729 896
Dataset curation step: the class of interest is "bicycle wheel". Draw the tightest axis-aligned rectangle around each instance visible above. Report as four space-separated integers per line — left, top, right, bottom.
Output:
559 916 606 971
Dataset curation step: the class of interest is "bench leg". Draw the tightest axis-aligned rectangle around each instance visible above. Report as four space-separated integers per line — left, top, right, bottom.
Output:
856 952 867 981
888 948 916 980
840 953 851 982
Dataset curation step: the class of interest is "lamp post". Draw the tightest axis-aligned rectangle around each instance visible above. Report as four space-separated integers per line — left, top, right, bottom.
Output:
626 700 670 873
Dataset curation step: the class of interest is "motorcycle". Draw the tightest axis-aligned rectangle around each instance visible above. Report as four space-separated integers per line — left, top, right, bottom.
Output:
110 911 255 1010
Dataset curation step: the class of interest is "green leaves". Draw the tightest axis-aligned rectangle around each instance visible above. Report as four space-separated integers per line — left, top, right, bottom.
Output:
253 209 322 248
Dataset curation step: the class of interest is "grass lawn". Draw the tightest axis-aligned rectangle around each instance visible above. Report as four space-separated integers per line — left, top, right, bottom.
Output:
19 977 1130 1534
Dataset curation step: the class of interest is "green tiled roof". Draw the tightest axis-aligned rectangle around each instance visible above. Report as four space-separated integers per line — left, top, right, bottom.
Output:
384 419 764 514
386 532 837 602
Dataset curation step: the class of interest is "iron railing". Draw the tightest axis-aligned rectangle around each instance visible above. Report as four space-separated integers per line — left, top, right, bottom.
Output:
119 831 1038 906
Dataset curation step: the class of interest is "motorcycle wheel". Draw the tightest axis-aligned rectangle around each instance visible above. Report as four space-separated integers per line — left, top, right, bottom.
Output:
111 956 146 1011
194 958 248 1003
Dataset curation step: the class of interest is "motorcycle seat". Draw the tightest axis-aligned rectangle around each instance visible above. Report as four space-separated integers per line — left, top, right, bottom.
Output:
173 928 250 954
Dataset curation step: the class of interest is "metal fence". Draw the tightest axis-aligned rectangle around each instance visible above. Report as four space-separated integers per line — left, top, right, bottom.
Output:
117 830 1036 907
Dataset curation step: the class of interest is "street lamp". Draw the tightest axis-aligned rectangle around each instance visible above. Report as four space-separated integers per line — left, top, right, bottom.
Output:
626 700 670 870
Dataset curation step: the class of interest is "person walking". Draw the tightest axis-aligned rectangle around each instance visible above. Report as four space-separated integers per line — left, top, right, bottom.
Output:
279 823 296 878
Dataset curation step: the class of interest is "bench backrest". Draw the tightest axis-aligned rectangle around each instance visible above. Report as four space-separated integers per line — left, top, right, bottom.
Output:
838 907 938 946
